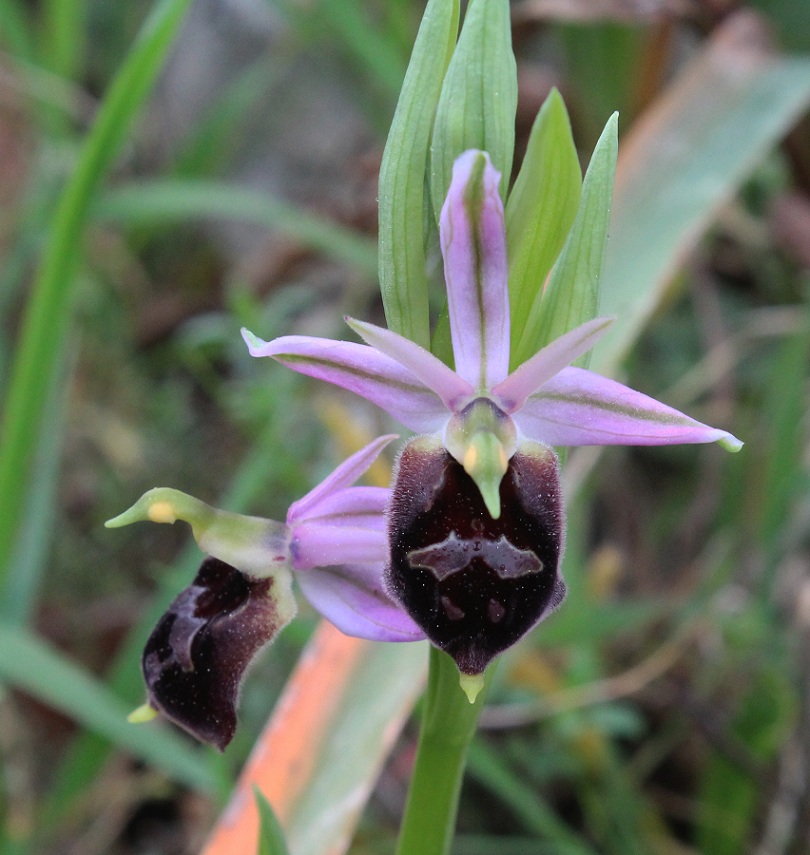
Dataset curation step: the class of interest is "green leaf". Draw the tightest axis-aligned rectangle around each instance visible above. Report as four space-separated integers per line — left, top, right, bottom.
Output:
515 112 618 366
590 43 810 376
696 668 796 855
282 641 427 855
505 89 582 369
467 741 596 852
255 788 290 855
316 0 406 97
430 0 517 221
378 0 459 347
0 342 70 626
0 0 194 593
558 23 645 145
0 0 34 61
94 180 378 276
756 309 810 579
0 622 223 795
40 0 85 81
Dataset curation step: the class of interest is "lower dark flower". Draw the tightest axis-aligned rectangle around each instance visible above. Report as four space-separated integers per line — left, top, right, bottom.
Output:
108 437 424 749
386 436 566 676
143 556 295 751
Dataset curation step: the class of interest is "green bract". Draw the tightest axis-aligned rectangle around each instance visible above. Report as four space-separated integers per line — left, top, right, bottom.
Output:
378 0 460 347
377 0 618 377
429 0 517 218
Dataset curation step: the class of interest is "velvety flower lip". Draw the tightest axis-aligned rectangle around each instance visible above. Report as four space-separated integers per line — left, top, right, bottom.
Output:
107 436 425 748
385 436 566 680
141 555 289 751
243 148 742 517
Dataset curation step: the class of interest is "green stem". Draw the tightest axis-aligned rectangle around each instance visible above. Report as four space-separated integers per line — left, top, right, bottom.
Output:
396 647 494 855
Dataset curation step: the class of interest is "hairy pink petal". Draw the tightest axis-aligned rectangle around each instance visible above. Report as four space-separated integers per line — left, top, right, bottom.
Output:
287 436 394 524
440 150 510 391
293 487 389 532
290 523 387 571
243 330 449 433
297 564 427 642
492 317 614 412
347 317 474 413
516 367 743 449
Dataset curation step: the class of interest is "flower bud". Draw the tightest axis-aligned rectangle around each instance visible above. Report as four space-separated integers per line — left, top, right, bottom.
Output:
386 436 566 676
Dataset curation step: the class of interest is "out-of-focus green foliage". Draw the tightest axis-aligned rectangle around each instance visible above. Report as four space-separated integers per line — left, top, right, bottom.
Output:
0 1 809 853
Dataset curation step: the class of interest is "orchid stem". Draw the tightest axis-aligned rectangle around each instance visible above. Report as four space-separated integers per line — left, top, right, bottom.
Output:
395 647 494 855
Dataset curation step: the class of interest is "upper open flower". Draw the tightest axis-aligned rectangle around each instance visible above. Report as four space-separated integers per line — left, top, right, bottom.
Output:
242 150 742 684
243 150 742 519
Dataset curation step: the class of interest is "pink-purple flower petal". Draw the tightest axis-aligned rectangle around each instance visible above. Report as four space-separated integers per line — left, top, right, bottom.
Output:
297 563 427 642
242 330 449 433
491 317 615 413
515 366 743 450
293 486 389 531
440 150 510 392
290 522 387 571
287 435 395 525
346 317 474 413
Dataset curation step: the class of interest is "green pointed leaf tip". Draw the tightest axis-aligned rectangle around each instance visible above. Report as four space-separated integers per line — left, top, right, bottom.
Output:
506 89 582 369
516 111 619 365
378 0 460 347
430 0 517 224
254 787 290 855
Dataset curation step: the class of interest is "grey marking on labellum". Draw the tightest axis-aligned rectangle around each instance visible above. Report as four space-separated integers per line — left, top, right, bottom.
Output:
408 531 543 581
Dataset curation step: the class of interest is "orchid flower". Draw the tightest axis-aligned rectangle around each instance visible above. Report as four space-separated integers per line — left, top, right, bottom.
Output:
107 435 424 749
243 150 742 689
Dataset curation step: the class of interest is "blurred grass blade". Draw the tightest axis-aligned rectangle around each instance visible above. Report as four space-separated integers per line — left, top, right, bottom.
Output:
40 0 85 80
0 343 71 626
590 12 810 376
505 89 582 368
202 625 427 855
516 112 618 365
557 22 645 144
696 668 796 855
255 788 290 855
317 0 406 96
0 0 34 60
467 741 597 853
174 57 283 178
0 621 223 794
94 180 378 275
430 0 517 218
755 308 810 577
378 0 459 347
0 0 193 592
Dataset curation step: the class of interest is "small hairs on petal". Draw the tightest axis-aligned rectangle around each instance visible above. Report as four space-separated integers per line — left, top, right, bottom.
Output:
241 330 450 433
516 366 743 450
440 151 511 392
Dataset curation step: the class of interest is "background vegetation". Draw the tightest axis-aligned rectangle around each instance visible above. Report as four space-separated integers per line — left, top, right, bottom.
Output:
1 0 809 853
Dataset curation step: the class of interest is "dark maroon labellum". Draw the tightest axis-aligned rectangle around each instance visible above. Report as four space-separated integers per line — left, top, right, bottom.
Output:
385 438 566 675
142 556 279 750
